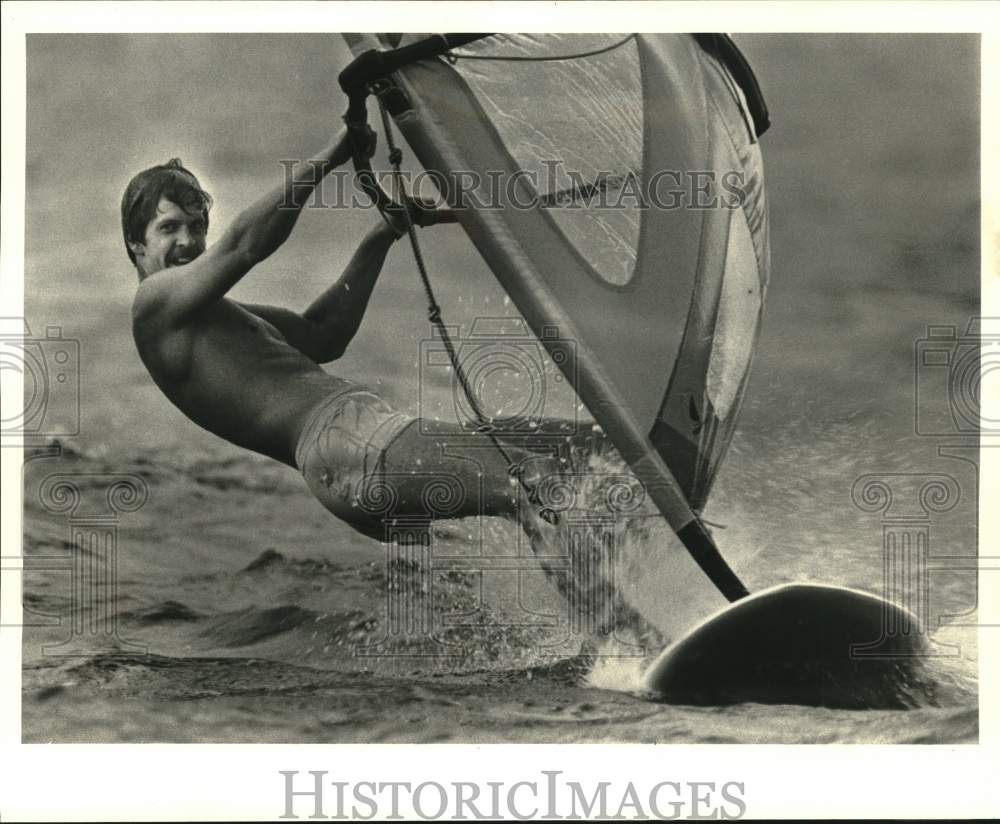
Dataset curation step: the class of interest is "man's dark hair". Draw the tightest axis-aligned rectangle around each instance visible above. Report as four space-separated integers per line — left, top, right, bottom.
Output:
121 158 213 264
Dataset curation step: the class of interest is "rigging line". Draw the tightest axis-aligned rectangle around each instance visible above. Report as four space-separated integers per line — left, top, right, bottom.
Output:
373 94 559 527
448 34 637 63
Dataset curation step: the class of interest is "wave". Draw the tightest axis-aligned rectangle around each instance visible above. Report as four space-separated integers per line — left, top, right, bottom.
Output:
119 600 205 625
197 605 372 649
24 439 302 495
240 548 347 577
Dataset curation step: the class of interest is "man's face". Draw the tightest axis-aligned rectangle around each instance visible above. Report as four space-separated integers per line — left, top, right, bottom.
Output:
130 196 207 277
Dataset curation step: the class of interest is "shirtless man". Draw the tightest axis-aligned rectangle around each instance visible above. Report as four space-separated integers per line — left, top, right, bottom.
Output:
124 128 562 540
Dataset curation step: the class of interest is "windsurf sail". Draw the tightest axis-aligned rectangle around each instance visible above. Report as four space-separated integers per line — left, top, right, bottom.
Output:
339 34 770 602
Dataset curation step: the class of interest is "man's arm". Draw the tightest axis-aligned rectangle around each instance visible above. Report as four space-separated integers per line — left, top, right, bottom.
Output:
238 219 400 363
137 130 355 326
291 197 458 360
301 220 399 359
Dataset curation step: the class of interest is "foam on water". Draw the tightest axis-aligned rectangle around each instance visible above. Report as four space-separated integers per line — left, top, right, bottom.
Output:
585 635 649 693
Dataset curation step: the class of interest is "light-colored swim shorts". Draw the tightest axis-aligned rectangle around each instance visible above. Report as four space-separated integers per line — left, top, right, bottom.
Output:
296 382 415 537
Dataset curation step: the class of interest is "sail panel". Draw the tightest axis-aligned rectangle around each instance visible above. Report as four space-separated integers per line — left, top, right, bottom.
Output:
344 33 769 511
451 35 643 287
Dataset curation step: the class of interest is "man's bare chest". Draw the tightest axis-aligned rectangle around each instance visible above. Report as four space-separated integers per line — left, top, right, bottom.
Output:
136 300 288 383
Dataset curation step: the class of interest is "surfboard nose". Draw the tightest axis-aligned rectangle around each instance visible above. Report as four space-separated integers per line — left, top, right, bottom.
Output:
643 583 935 709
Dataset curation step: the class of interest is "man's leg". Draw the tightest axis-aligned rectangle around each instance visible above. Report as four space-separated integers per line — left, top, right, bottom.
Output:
297 394 661 646
379 419 568 521
386 418 663 648
296 387 574 536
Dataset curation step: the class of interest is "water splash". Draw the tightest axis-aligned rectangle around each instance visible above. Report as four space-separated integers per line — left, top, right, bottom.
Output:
585 633 649 693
